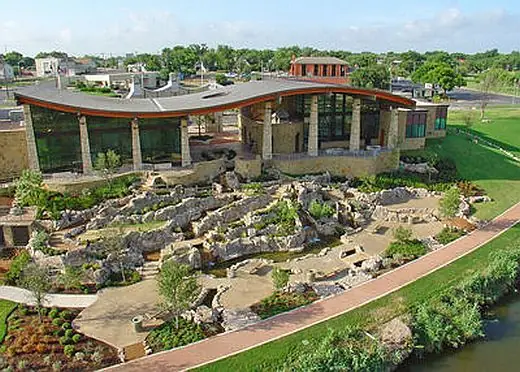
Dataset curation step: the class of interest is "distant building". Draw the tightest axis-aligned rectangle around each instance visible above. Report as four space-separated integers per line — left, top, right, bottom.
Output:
289 56 350 84
35 57 96 77
83 71 159 89
0 61 14 81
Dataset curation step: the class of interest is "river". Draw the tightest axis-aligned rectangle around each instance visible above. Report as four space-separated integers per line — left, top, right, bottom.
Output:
400 294 520 372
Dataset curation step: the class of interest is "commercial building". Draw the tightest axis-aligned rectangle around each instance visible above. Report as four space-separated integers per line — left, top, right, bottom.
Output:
35 57 96 77
289 56 350 84
7 79 448 182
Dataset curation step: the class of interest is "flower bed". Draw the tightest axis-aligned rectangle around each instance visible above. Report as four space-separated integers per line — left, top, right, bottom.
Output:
1 306 119 371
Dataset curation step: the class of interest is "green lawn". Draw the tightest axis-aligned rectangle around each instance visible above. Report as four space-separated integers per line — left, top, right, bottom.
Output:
465 79 520 97
449 106 520 158
0 300 17 343
199 225 520 371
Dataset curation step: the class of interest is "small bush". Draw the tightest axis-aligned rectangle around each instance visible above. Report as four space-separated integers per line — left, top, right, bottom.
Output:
63 344 75 358
18 305 29 316
52 318 64 327
242 183 264 195
5 250 31 285
308 200 335 220
251 291 318 319
59 336 73 346
64 329 74 338
52 361 62 372
271 267 290 290
54 329 65 337
39 307 49 316
435 227 465 245
49 308 60 319
60 310 73 320
74 351 85 361
72 334 81 344
147 318 206 352
440 186 461 218
393 226 413 243
385 240 427 259
61 322 71 330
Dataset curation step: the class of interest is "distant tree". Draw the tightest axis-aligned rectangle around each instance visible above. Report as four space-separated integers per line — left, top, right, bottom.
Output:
350 64 390 90
94 150 121 185
18 263 51 322
477 69 503 120
440 187 461 218
56 266 84 291
412 62 465 95
3 51 23 68
35 51 69 59
102 229 127 283
215 73 227 85
157 261 200 329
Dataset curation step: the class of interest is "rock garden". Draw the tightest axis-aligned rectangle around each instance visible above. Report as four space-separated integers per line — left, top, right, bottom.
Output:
0 152 492 367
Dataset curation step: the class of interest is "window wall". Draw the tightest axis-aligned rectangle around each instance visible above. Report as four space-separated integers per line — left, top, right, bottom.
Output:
435 106 448 130
31 106 82 173
406 111 427 138
139 118 181 163
86 116 133 165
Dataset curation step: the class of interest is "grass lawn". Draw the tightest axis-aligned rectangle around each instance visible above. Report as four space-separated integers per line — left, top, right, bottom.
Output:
449 106 520 158
200 224 520 371
465 79 520 97
0 300 17 343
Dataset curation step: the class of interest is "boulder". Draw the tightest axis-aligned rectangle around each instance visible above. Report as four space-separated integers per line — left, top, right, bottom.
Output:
223 171 241 191
379 317 413 367
221 308 261 332
468 195 492 204
360 256 383 273
311 282 344 298
284 282 307 294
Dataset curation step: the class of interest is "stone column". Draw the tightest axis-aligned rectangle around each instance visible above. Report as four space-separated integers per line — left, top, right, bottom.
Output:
262 101 273 160
22 104 40 172
2 226 14 247
78 115 93 174
308 95 319 156
349 98 361 151
181 117 191 167
388 107 399 149
214 112 223 133
131 118 143 171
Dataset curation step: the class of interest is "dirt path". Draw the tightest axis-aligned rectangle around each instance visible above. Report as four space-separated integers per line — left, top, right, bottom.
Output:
107 203 520 372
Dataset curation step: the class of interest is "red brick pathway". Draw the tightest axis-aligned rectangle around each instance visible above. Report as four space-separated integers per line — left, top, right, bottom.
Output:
108 204 520 372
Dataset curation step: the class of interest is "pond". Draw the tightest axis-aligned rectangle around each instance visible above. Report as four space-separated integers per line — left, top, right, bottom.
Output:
400 293 520 372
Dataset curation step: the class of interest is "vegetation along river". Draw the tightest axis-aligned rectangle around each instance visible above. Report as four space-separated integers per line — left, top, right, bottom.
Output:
401 293 520 372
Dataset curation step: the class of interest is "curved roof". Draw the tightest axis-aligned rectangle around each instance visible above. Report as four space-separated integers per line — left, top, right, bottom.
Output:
15 79 415 119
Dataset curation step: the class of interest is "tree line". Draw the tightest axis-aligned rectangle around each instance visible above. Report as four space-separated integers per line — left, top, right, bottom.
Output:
2 46 519 93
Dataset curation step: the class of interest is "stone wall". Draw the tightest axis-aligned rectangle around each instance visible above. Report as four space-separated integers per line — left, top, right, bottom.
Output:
45 171 139 194
243 120 305 155
272 151 399 177
160 159 225 186
234 156 262 180
0 129 29 181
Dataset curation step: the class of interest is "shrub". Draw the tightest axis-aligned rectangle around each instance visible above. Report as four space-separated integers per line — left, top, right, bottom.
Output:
251 291 318 319
393 226 413 243
43 355 53 366
63 344 75 358
74 351 85 361
15 169 44 207
52 318 64 327
59 336 73 346
242 183 264 195
435 227 465 245
18 305 29 316
54 329 65 337
52 361 62 372
147 318 205 352
91 350 104 365
61 322 71 330
271 267 290 290
49 308 60 319
17 360 28 370
39 307 49 316
385 240 427 259
35 343 47 353
72 334 81 344
440 186 461 218
308 200 335 220
64 329 74 338
60 310 73 320
5 250 31 285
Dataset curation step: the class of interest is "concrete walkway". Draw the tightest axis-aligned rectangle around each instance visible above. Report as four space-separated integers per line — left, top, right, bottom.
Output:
0 286 97 308
108 202 520 372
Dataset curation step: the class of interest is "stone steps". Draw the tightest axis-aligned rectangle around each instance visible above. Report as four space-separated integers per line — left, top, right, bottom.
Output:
139 261 160 280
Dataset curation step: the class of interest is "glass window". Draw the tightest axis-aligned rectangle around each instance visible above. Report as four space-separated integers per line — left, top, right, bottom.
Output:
331 65 336 77
406 112 427 138
140 118 181 163
300 64 306 76
435 106 448 130
314 64 319 76
323 65 328 76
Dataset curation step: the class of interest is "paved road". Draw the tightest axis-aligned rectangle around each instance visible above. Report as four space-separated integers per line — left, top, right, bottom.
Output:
108 203 520 372
0 285 97 308
447 88 520 108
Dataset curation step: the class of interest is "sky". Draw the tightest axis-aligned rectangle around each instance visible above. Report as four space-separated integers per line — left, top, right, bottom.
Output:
1 0 519 57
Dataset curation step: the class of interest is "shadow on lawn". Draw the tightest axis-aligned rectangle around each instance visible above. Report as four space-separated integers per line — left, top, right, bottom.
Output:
450 125 520 157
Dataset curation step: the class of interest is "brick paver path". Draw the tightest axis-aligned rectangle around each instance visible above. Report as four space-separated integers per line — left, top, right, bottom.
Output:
109 203 520 372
